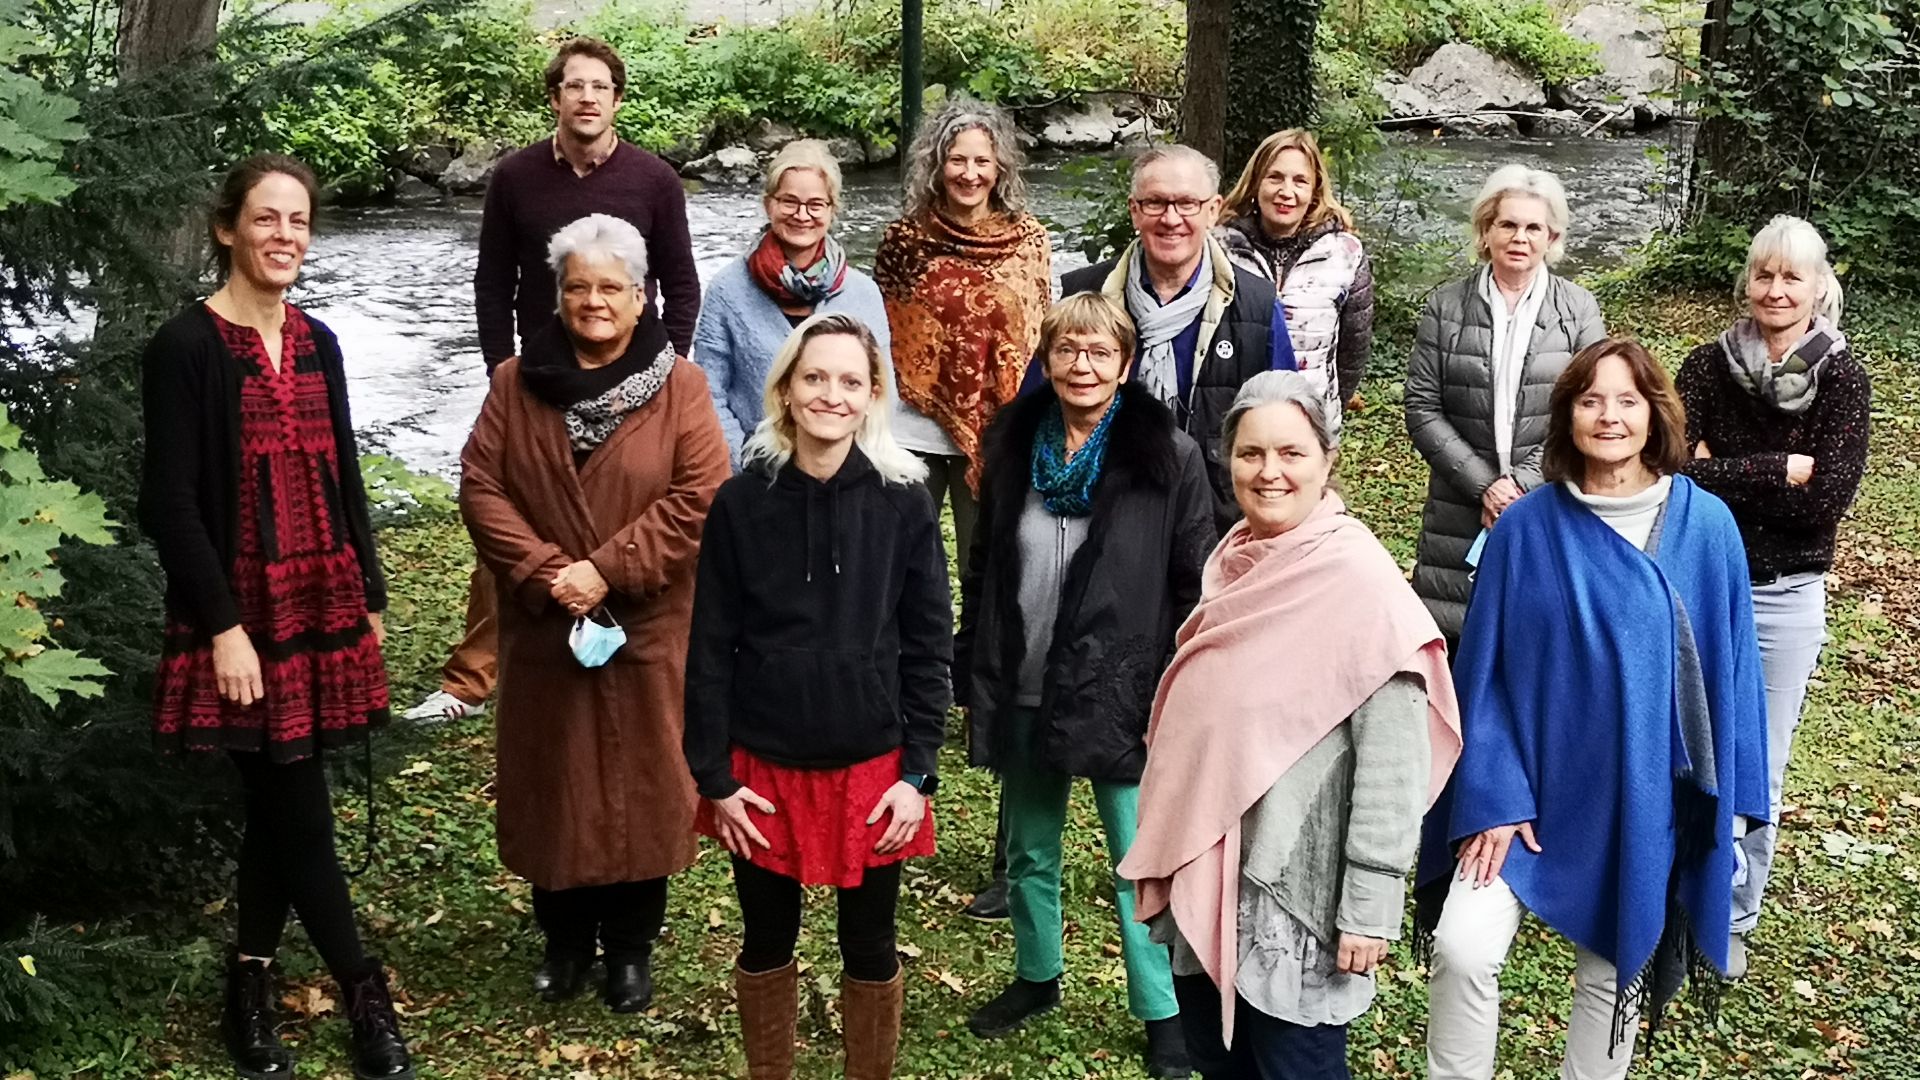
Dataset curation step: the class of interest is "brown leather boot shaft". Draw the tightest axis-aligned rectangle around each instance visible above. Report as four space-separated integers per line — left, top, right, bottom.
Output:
840 968 904 1080
734 961 798 1080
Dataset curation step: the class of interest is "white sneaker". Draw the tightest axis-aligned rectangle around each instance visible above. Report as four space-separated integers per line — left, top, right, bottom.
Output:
403 690 488 724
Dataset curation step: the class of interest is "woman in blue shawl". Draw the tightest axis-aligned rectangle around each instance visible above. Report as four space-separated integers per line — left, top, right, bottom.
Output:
1416 338 1769 1080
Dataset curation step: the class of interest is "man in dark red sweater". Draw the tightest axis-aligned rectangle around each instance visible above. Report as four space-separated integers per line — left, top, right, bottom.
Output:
473 36 701 367
410 37 701 724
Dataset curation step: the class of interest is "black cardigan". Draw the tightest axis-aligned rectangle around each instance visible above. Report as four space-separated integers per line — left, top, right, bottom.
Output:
136 303 388 636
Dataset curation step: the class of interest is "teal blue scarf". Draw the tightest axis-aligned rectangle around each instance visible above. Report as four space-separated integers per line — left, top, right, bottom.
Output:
1029 396 1121 517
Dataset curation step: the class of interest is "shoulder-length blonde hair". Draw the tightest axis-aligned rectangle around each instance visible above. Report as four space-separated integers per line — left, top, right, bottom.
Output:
900 96 1028 220
739 313 927 486
1742 214 1844 328
1222 129 1353 233
1469 164 1571 266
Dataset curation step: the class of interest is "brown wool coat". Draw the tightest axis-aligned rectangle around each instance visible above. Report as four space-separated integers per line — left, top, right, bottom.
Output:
461 356 729 890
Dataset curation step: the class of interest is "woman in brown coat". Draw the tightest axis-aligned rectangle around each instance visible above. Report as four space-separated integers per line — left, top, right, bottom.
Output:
461 213 730 1013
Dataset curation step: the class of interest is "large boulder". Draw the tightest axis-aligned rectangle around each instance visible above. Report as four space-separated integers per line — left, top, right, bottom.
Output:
1557 3 1678 125
743 117 802 154
399 145 453 183
440 142 510 195
1409 42 1547 117
1036 95 1127 150
682 145 760 185
822 136 865 166
1376 72 1438 125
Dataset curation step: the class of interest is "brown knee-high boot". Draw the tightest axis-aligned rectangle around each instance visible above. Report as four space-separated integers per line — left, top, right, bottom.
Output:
734 961 798 1079
841 968 905 1080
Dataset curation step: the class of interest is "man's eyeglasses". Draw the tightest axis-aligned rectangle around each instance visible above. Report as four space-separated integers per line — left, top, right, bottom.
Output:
559 80 617 99
773 196 833 219
1130 196 1210 218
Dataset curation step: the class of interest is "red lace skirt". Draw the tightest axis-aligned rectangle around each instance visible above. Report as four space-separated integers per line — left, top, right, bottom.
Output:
696 747 936 887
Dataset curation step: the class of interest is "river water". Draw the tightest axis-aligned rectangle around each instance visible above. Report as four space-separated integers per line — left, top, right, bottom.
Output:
278 133 1671 475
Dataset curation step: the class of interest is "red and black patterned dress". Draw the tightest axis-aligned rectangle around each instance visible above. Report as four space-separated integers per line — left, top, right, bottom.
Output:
152 304 389 762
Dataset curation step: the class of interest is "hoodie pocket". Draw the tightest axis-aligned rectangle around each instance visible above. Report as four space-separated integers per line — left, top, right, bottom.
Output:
736 647 896 760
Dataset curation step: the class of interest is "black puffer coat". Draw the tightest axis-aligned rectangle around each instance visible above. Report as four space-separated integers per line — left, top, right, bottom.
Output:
955 382 1216 783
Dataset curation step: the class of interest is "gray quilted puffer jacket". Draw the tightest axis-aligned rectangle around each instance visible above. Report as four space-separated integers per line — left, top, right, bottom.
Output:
1403 267 1606 640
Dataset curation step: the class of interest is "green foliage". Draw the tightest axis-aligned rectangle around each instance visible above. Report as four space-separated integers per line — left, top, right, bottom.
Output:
790 0 1183 105
359 453 457 528
0 405 114 706
1327 0 1600 84
0 0 85 210
0 917 181 1028
1227 0 1324 172
1683 0 1919 288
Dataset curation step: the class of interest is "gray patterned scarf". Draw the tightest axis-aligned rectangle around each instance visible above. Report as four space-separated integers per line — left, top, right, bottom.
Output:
1718 315 1845 415
1124 243 1214 411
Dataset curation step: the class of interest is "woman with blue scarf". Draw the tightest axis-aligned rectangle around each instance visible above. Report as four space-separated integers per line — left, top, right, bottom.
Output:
1417 338 1770 1080
956 292 1215 1078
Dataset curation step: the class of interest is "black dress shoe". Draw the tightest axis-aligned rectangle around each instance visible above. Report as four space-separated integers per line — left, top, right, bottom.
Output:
964 878 1011 921
966 976 1061 1039
602 954 654 1013
531 954 592 1003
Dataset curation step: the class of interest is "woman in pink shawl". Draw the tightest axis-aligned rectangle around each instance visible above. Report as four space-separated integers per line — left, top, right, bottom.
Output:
1119 370 1463 1077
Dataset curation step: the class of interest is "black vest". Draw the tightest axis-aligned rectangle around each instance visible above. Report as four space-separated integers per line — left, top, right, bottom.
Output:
1059 255 1275 529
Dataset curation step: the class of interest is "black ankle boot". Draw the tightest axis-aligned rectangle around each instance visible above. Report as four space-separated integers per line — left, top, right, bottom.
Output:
602 950 654 1014
339 959 415 1080
222 952 294 1079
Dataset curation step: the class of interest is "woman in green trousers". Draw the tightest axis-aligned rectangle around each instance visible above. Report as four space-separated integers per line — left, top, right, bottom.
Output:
955 292 1216 1079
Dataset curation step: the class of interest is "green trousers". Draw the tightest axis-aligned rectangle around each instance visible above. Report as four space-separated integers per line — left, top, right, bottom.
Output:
1002 709 1177 1022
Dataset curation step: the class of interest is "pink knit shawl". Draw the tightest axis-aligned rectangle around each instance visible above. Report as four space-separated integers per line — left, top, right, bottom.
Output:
1117 493 1463 1044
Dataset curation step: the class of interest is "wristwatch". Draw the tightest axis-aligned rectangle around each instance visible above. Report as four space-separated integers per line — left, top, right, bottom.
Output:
902 772 940 796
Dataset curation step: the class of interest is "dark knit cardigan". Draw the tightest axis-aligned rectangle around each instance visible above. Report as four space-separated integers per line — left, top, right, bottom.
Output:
1676 339 1871 583
137 304 388 637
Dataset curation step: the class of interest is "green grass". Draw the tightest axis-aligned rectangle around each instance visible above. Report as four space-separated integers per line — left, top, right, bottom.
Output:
6 285 1920 1078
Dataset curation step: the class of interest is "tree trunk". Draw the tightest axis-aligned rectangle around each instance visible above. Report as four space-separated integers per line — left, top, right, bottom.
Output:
116 0 221 81
1224 0 1323 175
1181 0 1230 164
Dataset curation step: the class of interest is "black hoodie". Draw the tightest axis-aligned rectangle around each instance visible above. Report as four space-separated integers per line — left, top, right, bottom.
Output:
683 445 953 799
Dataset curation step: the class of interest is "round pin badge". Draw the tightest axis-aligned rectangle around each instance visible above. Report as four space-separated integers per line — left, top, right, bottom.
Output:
1214 339 1235 360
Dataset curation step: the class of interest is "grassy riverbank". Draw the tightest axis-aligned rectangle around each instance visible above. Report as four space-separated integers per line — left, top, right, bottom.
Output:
6 283 1919 1077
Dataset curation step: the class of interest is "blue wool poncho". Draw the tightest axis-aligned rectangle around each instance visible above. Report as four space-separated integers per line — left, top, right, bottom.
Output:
1417 476 1769 1023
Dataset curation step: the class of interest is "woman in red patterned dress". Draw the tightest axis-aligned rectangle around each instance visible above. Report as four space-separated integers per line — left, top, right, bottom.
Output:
137 155 412 1080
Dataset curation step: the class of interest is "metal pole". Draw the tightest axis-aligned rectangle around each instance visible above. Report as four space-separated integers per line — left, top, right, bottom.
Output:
901 0 924 159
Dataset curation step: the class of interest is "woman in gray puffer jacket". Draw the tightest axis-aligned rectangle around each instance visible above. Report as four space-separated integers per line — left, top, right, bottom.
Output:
1404 165 1605 641
1217 129 1375 422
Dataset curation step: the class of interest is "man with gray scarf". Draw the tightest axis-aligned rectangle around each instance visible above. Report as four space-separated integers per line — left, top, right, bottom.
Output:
1049 144 1294 530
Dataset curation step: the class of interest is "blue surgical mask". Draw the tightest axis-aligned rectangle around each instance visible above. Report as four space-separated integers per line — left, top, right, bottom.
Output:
568 608 626 669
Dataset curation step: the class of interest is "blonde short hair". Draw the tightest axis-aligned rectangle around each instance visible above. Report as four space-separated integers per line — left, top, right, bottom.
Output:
739 313 927 486
1743 214 1844 328
1469 164 1571 266
1039 292 1137 369
1222 129 1353 233
762 139 843 208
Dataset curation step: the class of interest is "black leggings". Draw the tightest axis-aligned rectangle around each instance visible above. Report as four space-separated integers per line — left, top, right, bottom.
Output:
231 752 366 981
732 856 902 982
532 878 669 962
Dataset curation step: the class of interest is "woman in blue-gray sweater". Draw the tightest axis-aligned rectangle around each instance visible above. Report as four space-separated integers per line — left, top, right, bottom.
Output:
691 139 893 464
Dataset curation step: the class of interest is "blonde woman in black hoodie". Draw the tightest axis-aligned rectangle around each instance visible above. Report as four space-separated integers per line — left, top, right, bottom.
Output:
684 313 953 1079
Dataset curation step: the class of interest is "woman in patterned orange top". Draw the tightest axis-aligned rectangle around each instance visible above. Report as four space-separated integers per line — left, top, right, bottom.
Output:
873 96 1051 922
137 155 412 1080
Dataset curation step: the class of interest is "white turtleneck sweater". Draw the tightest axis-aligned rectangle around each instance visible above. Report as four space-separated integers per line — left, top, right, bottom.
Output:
1560 473 1673 551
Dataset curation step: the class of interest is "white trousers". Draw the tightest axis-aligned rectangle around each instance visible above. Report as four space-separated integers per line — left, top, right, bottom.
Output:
1426 873 1640 1080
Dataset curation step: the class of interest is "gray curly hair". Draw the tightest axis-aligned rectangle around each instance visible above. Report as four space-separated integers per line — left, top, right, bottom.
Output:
901 96 1029 220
